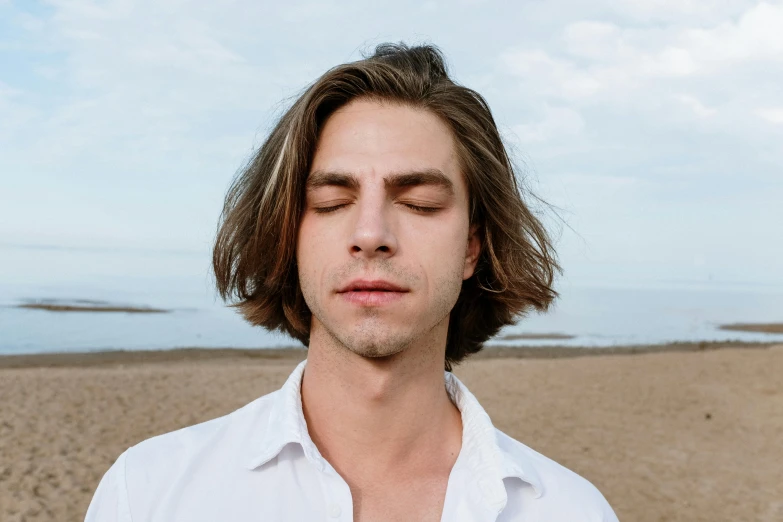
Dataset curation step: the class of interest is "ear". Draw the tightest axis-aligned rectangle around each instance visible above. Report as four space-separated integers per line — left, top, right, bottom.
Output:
463 224 481 280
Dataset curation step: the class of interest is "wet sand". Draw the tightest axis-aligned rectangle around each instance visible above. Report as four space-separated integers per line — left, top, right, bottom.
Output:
496 333 575 341
1 343 781 521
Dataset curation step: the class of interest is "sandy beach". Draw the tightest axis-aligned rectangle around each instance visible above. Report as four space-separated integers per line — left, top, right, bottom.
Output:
1 343 781 522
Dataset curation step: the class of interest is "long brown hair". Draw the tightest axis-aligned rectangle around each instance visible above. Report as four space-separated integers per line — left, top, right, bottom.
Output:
212 43 560 370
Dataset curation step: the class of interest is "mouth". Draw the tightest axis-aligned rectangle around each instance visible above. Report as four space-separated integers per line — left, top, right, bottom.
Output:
337 279 408 293
337 279 409 306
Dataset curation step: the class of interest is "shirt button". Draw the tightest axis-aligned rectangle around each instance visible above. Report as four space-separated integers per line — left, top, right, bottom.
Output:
329 504 342 518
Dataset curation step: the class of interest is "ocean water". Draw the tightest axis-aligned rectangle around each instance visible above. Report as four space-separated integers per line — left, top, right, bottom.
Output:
1 244 782 356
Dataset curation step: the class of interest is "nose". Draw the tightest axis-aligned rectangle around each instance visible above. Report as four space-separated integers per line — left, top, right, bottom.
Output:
349 193 398 259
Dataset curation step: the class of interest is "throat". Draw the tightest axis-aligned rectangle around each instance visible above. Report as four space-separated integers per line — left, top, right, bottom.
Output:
301 360 463 479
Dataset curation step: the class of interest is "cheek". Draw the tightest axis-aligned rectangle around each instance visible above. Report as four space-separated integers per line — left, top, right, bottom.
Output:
296 218 323 288
298 215 329 254
434 215 468 256
297 216 346 304
415 221 469 280
422 232 469 319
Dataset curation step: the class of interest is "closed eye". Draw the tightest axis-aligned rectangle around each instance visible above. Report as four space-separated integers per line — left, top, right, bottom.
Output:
401 203 440 213
313 204 350 214
312 203 441 214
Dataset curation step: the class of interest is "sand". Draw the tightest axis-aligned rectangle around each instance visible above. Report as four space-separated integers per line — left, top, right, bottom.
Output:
1 344 782 522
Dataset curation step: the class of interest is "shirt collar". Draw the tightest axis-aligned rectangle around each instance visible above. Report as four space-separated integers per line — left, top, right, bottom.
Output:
242 359 327 472
444 368 544 503
243 359 543 503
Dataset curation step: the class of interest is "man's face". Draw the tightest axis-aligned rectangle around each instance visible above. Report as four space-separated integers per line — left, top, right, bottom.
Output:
297 98 480 358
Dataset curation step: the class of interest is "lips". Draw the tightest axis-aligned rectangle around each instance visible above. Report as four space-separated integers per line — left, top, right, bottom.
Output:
337 279 408 293
336 279 409 306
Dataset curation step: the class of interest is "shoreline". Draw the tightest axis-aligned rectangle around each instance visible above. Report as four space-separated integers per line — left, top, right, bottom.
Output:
0 340 778 369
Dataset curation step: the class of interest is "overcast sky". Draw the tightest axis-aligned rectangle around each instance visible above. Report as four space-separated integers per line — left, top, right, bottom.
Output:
1 0 782 289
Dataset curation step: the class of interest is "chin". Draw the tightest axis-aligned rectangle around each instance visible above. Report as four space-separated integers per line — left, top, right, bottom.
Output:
350 344 406 359
340 331 413 359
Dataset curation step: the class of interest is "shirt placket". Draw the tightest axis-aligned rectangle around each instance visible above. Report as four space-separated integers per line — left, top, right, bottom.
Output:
321 467 353 522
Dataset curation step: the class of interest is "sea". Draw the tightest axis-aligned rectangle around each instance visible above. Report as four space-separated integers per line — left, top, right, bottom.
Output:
1 244 782 356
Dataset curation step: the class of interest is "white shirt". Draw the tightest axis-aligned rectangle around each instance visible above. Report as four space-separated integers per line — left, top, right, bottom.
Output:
85 360 618 521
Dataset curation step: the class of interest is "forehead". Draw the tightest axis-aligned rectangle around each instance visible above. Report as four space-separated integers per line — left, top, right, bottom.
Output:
309 98 463 189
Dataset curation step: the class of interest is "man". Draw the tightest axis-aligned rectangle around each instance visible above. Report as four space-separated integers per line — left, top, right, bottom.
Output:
85 43 618 521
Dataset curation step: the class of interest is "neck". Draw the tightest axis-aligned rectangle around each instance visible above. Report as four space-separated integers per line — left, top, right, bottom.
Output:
300 317 463 484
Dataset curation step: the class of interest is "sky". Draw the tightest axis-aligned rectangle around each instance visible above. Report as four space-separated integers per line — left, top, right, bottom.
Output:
1 0 782 289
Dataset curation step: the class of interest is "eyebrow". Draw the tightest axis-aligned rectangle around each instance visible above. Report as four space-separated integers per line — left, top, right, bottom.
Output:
305 168 455 196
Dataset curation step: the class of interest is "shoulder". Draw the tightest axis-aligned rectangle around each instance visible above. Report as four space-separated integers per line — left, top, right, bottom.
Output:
495 429 619 521
126 390 277 469
85 391 280 521
121 391 279 516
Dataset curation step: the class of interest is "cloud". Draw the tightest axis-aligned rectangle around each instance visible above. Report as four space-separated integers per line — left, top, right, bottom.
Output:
499 2 783 157
504 2 783 103
512 105 585 144
674 94 717 118
592 0 761 24
492 2 783 285
756 107 783 124
500 49 605 100
681 2 783 64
